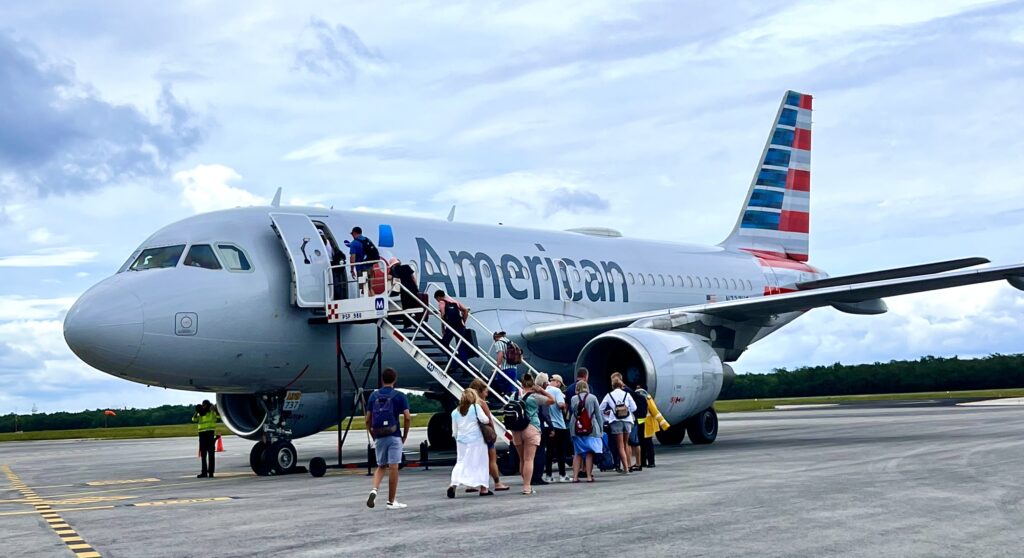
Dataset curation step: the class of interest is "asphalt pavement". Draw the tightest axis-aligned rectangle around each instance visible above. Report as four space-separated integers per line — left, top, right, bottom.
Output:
2 403 1023 557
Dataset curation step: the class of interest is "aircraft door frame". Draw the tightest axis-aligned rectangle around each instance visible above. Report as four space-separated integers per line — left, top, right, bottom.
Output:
269 213 331 308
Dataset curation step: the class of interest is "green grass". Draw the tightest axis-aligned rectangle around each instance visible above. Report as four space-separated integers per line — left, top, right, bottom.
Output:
715 388 1024 413
0 413 437 442
6 388 1024 441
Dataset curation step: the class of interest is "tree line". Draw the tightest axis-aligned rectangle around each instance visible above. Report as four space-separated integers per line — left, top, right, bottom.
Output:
721 354 1024 399
1 393 442 433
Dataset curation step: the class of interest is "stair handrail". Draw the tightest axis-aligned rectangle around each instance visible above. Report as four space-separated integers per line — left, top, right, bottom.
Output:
421 294 546 382
386 282 523 400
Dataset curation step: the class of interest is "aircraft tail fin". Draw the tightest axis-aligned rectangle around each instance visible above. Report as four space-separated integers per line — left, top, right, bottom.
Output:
720 90 812 262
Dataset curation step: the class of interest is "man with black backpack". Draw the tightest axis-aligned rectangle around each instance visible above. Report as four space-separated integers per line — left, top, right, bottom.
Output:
349 226 380 286
434 290 471 366
365 368 411 510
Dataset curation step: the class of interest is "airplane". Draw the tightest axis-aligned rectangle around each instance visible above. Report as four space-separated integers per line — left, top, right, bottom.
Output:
63 90 1024 475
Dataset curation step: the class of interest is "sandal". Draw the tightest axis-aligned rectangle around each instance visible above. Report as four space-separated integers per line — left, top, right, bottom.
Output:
447 486 456 499
465 488 478 493
479 490 494 497
494 484 510 491
586 477 596 483
521 489 536 495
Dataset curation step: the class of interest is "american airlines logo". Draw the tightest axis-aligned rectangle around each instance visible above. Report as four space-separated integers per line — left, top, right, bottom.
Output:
416 237 629 303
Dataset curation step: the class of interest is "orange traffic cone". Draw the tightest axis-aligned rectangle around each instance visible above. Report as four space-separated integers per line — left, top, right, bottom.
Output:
215 435 225 452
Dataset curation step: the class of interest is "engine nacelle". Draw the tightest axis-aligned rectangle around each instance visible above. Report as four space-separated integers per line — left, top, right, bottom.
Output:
575 328 724 425
217 392 338 441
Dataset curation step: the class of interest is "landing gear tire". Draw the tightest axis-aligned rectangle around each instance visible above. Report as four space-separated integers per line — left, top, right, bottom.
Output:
309 457 327 478
686 407 718 445
264 440 298 475
655 421 687 446
250 442 271 476
427 412 455 451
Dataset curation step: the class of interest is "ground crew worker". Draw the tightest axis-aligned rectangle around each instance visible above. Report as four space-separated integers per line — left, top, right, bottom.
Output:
192 400 219 478
638 388 670 468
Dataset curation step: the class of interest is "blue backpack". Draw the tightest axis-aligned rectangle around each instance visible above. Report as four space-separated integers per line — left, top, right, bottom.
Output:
370 391 398 437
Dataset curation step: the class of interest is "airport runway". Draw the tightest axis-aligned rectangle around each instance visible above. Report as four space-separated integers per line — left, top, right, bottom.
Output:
2 403 1024 557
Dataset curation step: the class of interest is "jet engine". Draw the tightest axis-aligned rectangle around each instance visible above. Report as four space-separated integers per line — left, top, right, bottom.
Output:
575 328 725 431
217 392 338 441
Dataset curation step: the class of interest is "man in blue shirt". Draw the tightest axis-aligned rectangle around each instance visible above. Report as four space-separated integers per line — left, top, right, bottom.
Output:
365 368 411 510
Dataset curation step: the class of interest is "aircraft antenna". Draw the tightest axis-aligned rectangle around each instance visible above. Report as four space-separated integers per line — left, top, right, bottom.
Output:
271 187 283 208
447 205 456 222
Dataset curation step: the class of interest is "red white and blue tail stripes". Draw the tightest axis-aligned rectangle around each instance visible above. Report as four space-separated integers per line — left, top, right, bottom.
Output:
722 90 812 263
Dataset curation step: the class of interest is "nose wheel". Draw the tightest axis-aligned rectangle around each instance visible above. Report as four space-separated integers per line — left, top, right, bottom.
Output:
249 440 299 475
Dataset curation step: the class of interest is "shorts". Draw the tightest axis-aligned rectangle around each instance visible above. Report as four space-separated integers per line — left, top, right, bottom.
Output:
572 435 603 455
511 425 541 449
374 436 403 466
628 422 641 446
609 421 632 435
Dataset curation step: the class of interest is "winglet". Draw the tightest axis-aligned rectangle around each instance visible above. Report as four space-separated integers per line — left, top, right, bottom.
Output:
271 187 282 208
447 205 456 222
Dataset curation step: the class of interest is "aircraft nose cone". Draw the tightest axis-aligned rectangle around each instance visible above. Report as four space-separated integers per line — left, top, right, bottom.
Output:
64 284 144 376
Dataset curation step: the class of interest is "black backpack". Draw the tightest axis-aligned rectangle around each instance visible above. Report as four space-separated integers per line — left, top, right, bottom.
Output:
358 235 380 262
443 299 463 323
502 395 530 432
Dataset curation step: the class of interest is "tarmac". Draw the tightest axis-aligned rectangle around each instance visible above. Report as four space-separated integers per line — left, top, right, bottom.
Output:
2 402 1024 557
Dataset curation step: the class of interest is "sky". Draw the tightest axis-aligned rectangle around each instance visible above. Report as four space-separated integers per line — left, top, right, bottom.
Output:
1 0 1023 413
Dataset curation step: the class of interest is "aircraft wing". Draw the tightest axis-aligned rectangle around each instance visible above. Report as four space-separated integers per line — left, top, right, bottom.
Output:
521 263 1024 343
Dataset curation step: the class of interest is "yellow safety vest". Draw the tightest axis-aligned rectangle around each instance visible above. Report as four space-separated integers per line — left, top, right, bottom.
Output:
192 411 218 433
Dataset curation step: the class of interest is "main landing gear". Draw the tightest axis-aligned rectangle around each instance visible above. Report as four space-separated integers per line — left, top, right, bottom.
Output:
655 407 719 446
249 393 302 476
425 392 457 451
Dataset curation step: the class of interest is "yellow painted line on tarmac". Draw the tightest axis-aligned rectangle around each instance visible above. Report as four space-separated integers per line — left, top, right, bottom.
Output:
133 496 233 507
1 464 104 557
0 505 116 517
178 471 254 479
85 477 160 486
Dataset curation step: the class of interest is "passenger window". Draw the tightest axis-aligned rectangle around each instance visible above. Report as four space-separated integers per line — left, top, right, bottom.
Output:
572 269 581 282
730 278 737 290
425 260 435 274
482 264 492 278
539 268 549 281
677 275 684 287
184 244 222 270
628 272 635 284
647 274 654 285
216 245 252 271
440 262 449 276
713 278 721 289
658 274 665 286
408 260 418 274
130 245 185 271
639 274 645 286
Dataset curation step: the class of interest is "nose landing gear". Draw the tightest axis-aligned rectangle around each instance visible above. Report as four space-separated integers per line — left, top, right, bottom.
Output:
249 393 304 476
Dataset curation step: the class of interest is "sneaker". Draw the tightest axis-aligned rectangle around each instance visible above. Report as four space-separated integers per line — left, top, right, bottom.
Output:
560 475 572 483
386 501 407 510
541 474 553 483
534 479 550 485
366 489 377 509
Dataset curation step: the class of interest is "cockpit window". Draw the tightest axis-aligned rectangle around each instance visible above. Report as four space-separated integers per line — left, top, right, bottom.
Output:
216 244 252 271
184 244 222 270
129 245 186 271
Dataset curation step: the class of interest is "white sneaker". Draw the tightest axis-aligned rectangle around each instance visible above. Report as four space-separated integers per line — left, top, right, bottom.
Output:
541 474 553 483
366 489 377 509
560 475 572 483
386 501 407 510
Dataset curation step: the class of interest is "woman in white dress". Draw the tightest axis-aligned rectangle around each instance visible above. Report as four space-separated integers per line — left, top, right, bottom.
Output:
447 389 493 497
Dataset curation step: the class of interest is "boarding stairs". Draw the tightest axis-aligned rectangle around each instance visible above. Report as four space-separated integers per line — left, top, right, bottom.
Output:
322 260 546 441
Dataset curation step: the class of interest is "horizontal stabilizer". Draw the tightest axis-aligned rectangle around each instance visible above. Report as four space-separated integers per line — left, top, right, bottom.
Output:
797 257 990 290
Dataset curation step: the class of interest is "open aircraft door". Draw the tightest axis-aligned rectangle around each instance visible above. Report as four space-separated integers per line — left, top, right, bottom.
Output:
270 213 330 308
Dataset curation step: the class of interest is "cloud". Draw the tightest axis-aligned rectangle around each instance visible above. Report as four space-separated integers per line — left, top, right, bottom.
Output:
293 18 389 82
173 164 267 213
0 295 76 320
543 187 610 217
436 171 612 224
0 250 98 268
0 32 205 198
283 134 405 164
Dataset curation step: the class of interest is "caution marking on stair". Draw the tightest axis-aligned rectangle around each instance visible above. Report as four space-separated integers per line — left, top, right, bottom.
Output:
133 496 234 507
85 477 160 486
